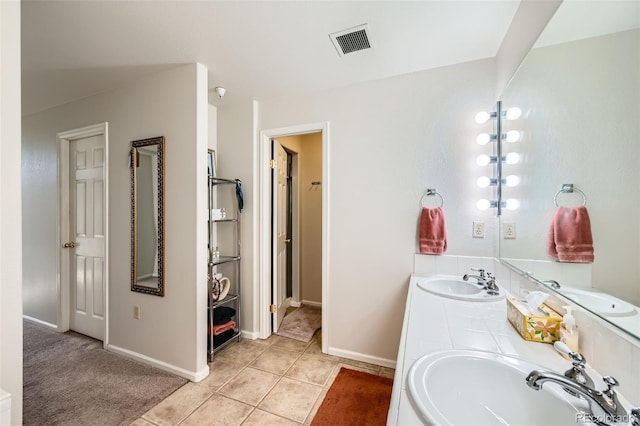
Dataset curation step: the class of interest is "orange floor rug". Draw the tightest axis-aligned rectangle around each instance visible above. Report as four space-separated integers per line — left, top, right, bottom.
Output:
311 367 394 426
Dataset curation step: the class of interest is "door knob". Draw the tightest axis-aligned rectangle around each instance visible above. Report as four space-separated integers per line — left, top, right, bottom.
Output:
62 241 76 248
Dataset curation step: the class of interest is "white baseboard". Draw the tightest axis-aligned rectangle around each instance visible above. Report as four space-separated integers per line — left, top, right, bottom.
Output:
301 300 322 308
23 315 57 330
105 344 209 383
328 346 396 369
289 300 302 308
240 329 259 340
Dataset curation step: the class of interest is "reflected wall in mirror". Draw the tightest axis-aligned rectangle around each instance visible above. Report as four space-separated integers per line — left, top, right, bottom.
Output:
500 0 639 339
131 136 165 296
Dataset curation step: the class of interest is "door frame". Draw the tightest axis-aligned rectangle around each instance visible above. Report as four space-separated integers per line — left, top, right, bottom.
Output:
258 122 329 353
57 122 109 345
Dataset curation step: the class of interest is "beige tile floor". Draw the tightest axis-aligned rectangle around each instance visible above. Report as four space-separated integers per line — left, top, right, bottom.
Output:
131 332 395 426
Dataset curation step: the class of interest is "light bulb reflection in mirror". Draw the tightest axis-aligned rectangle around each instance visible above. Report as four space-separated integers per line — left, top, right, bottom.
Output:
505 152 520 165
505 130 521 143
505 198 520 210
505 107 522 120
505 175 520 187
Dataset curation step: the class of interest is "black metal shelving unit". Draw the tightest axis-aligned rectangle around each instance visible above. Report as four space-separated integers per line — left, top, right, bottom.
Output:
208 176 242 359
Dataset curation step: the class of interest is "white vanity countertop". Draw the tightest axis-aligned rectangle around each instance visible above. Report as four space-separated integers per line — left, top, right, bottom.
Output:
387 274 610 426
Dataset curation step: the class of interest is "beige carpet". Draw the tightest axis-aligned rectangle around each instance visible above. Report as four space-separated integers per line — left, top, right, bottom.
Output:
23 321 187 426
275 305 321 342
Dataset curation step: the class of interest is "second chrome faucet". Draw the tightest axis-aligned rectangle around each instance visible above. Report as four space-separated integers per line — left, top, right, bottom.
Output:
462 267 500 295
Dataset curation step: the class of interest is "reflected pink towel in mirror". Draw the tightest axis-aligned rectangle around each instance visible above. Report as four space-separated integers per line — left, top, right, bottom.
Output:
419 207 447 255
548 206 594 263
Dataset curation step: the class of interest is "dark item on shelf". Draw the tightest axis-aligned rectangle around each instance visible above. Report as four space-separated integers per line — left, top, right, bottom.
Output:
212 329 235 348
213 306 236 324
235 179 244 212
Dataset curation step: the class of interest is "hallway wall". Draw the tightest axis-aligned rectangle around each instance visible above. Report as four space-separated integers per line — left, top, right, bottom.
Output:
0 1 24 423
22 64 209 379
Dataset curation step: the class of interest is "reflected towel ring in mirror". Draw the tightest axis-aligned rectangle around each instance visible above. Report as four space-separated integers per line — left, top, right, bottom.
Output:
554 184 587 207
420 188 444 208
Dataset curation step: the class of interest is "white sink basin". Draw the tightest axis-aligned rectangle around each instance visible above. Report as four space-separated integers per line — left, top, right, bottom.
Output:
416 275 505 302
408 350 588 425
561 287 636 317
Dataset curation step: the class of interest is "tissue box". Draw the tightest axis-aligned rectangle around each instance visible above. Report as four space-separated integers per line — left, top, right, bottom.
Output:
506 297 562 343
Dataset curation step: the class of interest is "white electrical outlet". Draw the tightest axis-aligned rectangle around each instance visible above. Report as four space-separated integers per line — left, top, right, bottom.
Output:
473 221 485 238
504 222 516 239
133 305 140 320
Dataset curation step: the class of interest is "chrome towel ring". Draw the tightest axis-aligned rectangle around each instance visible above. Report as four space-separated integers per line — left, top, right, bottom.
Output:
420 188 444 208
554 184 587 207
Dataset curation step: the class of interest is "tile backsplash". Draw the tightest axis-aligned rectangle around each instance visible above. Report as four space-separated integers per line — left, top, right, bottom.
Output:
413 253 640 405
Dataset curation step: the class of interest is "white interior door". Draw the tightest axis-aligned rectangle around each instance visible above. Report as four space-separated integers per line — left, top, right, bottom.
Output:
68 134 106 340
272 141 290 332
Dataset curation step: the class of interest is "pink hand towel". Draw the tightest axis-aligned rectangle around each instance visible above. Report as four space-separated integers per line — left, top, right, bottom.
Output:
209 320 236 336
419 207 447 255
548 206 594 263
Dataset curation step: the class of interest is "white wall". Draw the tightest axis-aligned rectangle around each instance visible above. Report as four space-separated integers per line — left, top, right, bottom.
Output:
218 101 259 335
219 58 498 362
22 63 209 379
0 1 23 423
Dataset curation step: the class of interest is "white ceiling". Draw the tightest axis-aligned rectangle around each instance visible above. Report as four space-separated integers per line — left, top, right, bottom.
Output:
534 0 640 48
21 0 521 116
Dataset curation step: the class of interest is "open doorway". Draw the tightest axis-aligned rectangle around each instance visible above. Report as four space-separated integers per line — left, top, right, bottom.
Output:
271 133 322 334
258 122 329 353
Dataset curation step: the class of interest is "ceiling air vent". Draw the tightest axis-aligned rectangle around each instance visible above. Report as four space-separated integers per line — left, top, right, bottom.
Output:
329 24 373 57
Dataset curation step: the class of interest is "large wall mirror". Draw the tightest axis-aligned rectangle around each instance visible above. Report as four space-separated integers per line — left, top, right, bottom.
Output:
130 136 165 296
500 0 639 339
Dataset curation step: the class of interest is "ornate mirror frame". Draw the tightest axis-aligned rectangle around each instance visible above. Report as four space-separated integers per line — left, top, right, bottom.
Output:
130 136 165 296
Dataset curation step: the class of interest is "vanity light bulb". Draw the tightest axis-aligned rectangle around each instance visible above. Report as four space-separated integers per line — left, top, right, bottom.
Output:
505 107 522 120
476 133 492 145
477 199 491 211
505 130 521 143
505 175 520 187
505 152 520 165
476 154 491 166
475 111 491 124
505 198 520 210
477 176 491 188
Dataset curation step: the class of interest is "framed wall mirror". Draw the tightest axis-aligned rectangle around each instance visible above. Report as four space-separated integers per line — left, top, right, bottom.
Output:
130 136 165 296
500 1 639 339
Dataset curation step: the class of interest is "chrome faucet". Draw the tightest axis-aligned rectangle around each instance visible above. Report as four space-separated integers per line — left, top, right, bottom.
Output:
525 343 632 425
463 268 499 295
543 279 561 289
526 371 627 425
462 267 486 284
